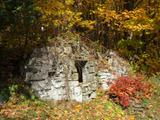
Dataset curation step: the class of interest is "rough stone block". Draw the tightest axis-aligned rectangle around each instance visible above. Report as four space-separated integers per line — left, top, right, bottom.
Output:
52 80 66 88
69 81 79 87
64 46 72 54
31 80 52 91
90 92 96 99
90 83 97 90
88 67 95 73
101 81 110 90
82 95 90 101
70 86 82 102
71 73 78 80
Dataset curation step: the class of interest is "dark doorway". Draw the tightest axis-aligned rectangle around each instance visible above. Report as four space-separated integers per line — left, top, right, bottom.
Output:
75 60 87 83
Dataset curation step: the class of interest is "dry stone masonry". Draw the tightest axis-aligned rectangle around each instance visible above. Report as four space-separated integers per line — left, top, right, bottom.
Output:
97 51 131 90
25 34 98 102
25 33 131 102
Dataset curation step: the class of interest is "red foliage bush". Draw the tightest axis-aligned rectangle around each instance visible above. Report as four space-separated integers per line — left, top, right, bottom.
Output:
108 75 152 107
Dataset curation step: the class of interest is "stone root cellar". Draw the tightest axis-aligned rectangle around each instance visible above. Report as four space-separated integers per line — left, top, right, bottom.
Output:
25 41 98 102
25 34 130 102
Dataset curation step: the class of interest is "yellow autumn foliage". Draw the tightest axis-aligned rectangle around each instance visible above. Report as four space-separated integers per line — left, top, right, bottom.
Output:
97 5 154 32
35 0 96 30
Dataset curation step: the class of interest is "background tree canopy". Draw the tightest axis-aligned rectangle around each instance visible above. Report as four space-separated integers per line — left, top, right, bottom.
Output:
0 0 159 81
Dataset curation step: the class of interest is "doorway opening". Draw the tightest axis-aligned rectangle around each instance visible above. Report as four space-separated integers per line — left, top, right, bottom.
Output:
75 60 87 83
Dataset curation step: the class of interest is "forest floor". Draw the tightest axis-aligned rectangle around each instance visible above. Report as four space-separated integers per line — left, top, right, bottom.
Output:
0 89 130 120
0 74 160 120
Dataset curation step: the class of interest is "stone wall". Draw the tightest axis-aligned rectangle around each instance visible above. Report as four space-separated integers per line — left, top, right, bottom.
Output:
97 51 131 90
25 33 131 102
25 35 98 102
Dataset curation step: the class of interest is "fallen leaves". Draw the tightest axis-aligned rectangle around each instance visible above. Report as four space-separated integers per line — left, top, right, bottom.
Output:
0 90 129 120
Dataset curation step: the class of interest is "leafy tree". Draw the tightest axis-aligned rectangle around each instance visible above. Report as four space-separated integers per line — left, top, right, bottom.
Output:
0 0 41 81
0 0 40 49
0 0 159 80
